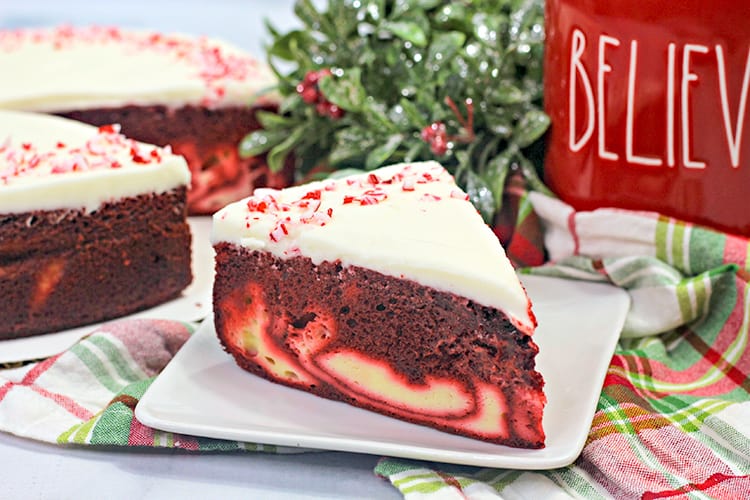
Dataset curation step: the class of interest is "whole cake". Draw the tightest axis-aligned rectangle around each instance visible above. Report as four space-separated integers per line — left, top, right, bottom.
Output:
0 25 290 214
0 110 192 340
212 161 546 448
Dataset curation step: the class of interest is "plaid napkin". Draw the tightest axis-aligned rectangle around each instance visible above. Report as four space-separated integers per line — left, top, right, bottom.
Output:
0 319 287 452
2 188 750 498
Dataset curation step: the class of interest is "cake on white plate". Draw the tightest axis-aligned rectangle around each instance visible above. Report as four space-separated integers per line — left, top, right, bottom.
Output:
0 109 191 340
212 160 546 448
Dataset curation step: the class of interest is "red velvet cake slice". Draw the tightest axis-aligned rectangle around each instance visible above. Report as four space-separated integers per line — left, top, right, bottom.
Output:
0 26 290 214
0 110 192 340
211 161 546 448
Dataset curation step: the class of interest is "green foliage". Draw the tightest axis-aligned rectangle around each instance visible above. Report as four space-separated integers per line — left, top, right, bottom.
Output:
244 0 552 223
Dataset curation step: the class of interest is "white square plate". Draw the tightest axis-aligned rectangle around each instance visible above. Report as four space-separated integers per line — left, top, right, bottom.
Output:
136 274 629 469
0 216 215 363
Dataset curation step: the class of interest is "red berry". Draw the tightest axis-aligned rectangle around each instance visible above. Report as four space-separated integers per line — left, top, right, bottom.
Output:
420 126 434 142
421 121 448 155
328 104 345 119
421 121 446 141
300 68 343 119
300 86 319 104
304 68 332 86
304 71 320 85
316 102 330 116
430 136 448 156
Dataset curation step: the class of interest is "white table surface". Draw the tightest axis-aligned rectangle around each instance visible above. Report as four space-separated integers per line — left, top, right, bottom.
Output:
0 432 399 499
0 2 399 497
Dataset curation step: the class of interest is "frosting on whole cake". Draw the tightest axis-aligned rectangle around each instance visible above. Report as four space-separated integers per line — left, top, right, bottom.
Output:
0 110 190 213
212 161 535 334
0 26 277 111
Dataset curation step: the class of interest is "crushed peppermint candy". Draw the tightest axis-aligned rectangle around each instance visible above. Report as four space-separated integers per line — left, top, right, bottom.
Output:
420 193 442 202
238 163 469 245
0 124 168 185
0 25 266 106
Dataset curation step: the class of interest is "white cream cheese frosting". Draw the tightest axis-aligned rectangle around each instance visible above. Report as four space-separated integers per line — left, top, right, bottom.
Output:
212 161 535 335
0 26 277 112
0 110 190 213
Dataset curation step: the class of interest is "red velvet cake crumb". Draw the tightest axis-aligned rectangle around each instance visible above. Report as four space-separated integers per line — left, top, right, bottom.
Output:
0 189 192 340
213 244 546 448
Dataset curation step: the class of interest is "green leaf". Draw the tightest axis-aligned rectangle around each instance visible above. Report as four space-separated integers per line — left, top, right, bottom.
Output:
326 168 366 179
279 93 303 114
330 127 375 166
453 149 470 179
328 0 359 38
318 68 367 111
416 0 442 8
362 99 399 133
294 0 336 36
392 0 441 17
398 97 425 127
518 155 554 196
362 0 385 22
404 141 425 162
387 104 412 129
491 81 528 105
427 31 466 66
482 108 513 137
238 129 287 158
256 110 293 129
267 126 306 172
381 21 428 47
472 14 504 48
264 20 281 39
365 134 403 169
513 109 550 148
434 3 470 31
508 0 543 44
484 150 513 209
267 30 310 61
464 170 496 223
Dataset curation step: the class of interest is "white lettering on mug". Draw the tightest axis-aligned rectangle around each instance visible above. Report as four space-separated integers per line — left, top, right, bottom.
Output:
567 28 749 170
716 45 750 168
597 34 620 161
666 43 676 167
681 44 708 169
569 29 595 152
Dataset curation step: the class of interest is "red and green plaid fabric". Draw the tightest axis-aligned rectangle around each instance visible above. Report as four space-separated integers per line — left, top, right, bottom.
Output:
1 186 749 498
0 319 293 453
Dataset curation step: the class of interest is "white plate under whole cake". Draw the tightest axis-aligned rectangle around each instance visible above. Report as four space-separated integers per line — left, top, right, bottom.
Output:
0 216 215 364
136 274 630 469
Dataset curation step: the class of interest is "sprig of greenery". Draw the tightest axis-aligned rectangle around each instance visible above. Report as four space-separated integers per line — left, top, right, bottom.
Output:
242 0 552 223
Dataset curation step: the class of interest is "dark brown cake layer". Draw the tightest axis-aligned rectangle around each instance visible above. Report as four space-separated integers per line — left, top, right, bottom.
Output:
213 243 546 448
0 188 192 340
57 105 294 214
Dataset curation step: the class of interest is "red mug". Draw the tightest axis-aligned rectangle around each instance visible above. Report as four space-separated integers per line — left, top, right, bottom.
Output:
543 0 750 236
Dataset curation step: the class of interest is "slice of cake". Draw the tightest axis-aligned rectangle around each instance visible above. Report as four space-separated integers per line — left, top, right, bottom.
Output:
0 110 192 340
211 161 546 448
0 25 291 214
